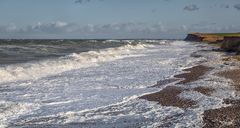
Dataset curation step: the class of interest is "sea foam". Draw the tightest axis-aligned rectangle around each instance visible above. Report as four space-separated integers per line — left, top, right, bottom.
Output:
0 43 151 84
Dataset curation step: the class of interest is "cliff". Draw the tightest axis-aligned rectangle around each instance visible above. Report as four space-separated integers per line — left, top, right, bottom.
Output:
184 33 203 42
221 37 240 52
185 33 240 53
184 33 224 43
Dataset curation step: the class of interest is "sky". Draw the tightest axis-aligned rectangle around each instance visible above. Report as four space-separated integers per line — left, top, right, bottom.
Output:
0 0 240 39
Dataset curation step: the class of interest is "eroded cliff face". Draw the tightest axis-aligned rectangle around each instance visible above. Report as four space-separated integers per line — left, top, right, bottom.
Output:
201 36 223 43
185 33 240 53
184 33 224 43
221 37 240 52
184 33 203 42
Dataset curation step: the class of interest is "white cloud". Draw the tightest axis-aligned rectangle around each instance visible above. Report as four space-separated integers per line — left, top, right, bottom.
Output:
0 21 240 39
6 23 17 32
54 21 68 28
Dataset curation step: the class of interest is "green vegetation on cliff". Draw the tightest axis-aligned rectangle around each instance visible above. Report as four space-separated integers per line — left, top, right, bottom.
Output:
205 33 240 37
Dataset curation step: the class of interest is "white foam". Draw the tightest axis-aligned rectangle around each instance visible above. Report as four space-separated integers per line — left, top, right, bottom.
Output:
0 40 206 127
0 43 150 84
0 101 40 127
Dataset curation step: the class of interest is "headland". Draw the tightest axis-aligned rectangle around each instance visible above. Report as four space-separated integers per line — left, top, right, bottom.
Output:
185 32 240 53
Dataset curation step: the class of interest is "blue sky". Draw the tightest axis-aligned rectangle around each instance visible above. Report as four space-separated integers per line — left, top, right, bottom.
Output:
0 0 240 39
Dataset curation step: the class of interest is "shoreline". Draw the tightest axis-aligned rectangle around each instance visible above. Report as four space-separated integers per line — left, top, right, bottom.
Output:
2 39 240 127
141 65 213 108
203 69 240 127
140 40 240 127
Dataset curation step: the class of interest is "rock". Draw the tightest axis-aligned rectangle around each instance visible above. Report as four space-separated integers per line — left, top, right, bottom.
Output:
184 33 203 42
221 37 240 52
185 33 224 43
185 33 240 53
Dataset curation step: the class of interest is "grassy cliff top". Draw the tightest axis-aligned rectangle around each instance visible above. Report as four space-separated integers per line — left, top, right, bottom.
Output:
193 33 240 37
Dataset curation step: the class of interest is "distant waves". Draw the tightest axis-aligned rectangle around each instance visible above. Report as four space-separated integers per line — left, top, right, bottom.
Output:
0 39 163 84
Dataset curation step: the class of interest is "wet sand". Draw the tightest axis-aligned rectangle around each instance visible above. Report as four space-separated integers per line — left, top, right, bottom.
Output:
141 85 214 109
141 47 240 127
202 69 240 127
217 69 240 90
140 86 196 108
203 105 240 128
193 86 214 96
141 65 213 108
174 65 213 84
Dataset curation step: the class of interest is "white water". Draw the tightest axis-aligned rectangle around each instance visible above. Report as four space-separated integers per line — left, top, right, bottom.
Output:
0 40 233 127
0 43 152 84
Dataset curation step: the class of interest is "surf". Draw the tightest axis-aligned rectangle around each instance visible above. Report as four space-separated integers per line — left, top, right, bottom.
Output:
0 41 154 84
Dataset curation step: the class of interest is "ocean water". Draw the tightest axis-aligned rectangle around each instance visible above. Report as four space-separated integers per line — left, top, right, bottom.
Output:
0 39 232 127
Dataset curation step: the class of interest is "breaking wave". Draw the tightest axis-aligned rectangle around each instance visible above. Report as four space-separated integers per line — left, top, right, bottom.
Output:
0 43 153 84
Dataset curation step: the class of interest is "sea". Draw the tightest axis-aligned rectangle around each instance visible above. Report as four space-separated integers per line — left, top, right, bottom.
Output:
0 39 235 127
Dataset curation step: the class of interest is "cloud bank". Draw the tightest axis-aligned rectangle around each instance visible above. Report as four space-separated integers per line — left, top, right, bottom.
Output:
0 21 239 39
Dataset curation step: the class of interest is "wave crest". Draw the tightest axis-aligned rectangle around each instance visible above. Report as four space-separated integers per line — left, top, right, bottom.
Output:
0 43 151 84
